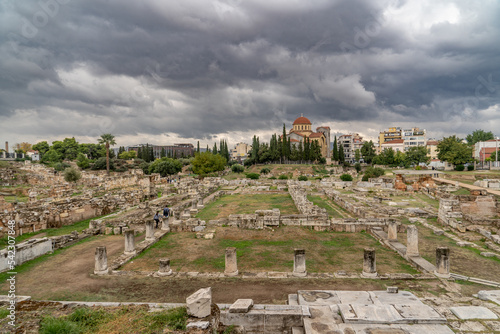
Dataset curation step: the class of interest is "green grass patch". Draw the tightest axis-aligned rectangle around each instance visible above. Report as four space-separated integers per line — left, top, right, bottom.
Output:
308 195 348 218
196 193 299 221
4 195 28 203
452 188 471 195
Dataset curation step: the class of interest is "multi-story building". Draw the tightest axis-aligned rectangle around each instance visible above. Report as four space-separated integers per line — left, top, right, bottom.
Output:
378 127 402 151
380 139 404 153
338 133 364 163
402 127 426 151
288 115 330 158
128 143 194 158
230 142 251 163
426 140 439 159
474 139 500 162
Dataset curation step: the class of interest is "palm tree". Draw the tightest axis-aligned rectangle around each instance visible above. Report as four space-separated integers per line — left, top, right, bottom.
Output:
98 134 116 174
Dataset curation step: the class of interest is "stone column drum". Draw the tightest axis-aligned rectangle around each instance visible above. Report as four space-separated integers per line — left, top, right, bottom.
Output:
406 225 419 257
162 216 170 231
94 246 108 275
388 221 398 241
145 220 155 240
224 247 238 276
124 230 136 255
362 248 377 278
157 258 173 276
435 247 450 278
293 249 307 277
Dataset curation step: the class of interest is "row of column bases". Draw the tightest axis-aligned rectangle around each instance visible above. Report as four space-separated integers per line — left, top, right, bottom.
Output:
95 245 450 278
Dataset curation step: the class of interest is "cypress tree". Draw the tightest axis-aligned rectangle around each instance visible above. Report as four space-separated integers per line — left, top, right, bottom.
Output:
197 141 200 153
282 124 287 160
333 136 338 161
339 143 345 163
213 142 217 155
160 147 166 158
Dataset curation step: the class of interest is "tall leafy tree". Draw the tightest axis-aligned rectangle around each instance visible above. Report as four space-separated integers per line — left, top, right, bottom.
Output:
360 141 376 164
98 134 116 174
213 142 218 155
404 146 430 166
466 129 494 145
32 141 50 157
437 136 473 165
332 136 338 161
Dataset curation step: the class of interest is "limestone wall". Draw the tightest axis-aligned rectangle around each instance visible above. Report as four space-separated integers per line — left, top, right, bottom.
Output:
0 238 52 272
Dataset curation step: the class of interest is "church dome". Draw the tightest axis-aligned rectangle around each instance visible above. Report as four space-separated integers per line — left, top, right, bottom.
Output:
293 116 312 125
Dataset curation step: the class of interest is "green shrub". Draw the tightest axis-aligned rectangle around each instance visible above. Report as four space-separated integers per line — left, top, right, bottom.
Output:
455 165 465 171
268 176 276 180
415 165 422 170
362 167 385 181
53 162 70 171
64 167 81 183
340 174 353 181
40 316 82 334
260 167 271 174
467 165 474 171
278 175 288 180
231 164 244 173
298 175 308 181
354 163 361 172
91 157 114 170
246 173 260 179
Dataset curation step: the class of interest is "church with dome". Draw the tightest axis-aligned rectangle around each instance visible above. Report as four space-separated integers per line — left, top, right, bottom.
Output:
288 115 331 158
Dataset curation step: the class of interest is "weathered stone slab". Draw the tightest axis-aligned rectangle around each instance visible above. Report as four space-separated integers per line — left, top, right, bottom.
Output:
392 304 446 323
297 290 340 306
370 291 422 305
186 321 210 330
334 324 454 334
336 291 372 305
229 299 254 313
339 304 403 323
187 287 212 318
450 306 498 320
477 290 500 305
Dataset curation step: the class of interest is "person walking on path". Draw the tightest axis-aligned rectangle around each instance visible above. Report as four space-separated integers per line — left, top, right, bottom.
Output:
154 211 160 228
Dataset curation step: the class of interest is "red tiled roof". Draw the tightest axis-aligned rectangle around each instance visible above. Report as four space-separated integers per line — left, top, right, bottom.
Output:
290 139 300 142
316 126 330 130
427 140 439 145
382 139 404 144
309 133 323 138
293 116 312 125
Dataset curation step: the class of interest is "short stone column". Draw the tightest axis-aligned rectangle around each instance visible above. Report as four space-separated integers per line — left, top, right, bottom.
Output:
192 199 197 209
406 225 419 257
362 248 377 278
157 258 173 276
94 246 108 275
124 230 136 255
293 249 307 277
388 221 398 241
224 247 238 276
146 220 155 241
434 247 450 278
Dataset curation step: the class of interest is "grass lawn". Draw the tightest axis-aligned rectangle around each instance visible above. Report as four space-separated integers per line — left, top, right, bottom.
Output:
452 188 471 195
196 193 299 221
413 194 440 209
307 195 348 218
122 226 419 275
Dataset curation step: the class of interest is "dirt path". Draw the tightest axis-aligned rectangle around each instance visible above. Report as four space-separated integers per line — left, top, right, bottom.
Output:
434 177 500 196
7 235 128 299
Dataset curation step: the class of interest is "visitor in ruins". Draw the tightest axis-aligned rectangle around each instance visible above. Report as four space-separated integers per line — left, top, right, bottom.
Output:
154 211 160 228
163 205 170 218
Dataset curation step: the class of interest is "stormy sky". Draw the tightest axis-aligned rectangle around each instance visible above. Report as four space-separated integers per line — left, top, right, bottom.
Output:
1 0 499 149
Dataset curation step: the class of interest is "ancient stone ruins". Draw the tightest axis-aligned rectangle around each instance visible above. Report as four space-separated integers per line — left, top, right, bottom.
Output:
1 161 500 333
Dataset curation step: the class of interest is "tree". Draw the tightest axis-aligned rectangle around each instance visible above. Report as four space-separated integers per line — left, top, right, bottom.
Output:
32 141 50 157
360 141 376 164
64 167 81 183
41 149 62 163
160 147 166 158
437 136 473 165
375 148 395 165
98 134 116 174
76 153 91 169
149 157 182 177
354 149 361 162
213 142 218 155
487 150 498 161
14 142 32 153
332 136 338 161
338 143 345 163
191 152 226 175
232 164 244 173
281 124 288 160
405 146 430 166
119 150 137 160
466 130 494 145
118 146 125 156
197 141 200 153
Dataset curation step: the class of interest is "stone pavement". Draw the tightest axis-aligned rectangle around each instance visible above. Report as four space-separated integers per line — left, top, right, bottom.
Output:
434 177 500 196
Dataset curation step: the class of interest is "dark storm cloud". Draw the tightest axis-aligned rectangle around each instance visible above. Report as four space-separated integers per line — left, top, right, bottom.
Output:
1 0 500 146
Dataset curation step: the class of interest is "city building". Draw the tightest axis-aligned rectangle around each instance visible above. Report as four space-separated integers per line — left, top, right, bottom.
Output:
338 133 364 163
231 142 251 163
288 115 330 158
474 139 500 162
426 140 439 159
128 143 194 158
378 127 402 150
402 127 426 151
380 139 405 152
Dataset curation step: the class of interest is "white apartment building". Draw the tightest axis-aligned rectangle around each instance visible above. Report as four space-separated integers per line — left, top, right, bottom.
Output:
230 142 251 162
403 127 426 151
338 133 364 163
